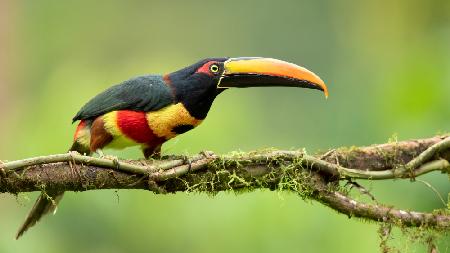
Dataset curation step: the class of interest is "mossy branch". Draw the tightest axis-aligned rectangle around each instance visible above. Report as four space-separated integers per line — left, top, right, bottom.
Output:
1 135 449 230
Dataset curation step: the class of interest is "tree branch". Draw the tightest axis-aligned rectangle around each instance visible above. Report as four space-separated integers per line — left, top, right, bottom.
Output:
1 135 449 229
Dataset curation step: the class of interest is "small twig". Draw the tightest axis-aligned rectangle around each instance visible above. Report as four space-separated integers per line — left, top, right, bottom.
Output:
378 222 393 253
416 179 447 207
147 180 167 194
150 155 216 181
331 138 450 179
427 237 438 253
0 152 209 176
1 153 152 174
317 186 450 228
320 149 336 160
221 140 450 180
345 179 377 202
126 175 147 188
335 159 450 180
406 137 450 171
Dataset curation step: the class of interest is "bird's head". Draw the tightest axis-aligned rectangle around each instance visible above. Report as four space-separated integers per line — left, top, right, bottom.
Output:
166 57 328 118
167 57 328 97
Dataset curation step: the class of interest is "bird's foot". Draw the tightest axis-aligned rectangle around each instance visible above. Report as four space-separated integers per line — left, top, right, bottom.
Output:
159 154 183 160
94 151 121 169
150 153 161 160
162 154 193 172
200 150 215 159
95 150 118 160
180 155 192 172
112 157 121 170
95 149 106 158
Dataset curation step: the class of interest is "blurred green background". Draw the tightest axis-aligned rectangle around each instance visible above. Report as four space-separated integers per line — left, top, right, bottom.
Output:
0 0 449 252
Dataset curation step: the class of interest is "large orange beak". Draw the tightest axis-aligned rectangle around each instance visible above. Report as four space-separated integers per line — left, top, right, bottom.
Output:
218 57 328 98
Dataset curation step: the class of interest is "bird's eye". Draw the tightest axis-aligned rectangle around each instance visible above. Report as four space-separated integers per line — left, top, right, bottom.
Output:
210 64 219 73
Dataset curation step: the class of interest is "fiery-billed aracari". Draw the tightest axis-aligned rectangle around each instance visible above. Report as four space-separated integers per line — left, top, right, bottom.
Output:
16 57 328 238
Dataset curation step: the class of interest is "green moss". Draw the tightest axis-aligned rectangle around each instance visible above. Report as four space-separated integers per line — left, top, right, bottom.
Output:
176 150 321 202
181 149 449 250
387 133 399 144
377 218 450 252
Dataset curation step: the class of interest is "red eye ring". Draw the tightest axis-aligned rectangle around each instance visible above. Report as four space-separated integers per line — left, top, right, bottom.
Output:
196 61 220 76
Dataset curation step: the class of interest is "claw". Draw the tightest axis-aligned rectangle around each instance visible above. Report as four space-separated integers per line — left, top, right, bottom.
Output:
112 158 121 170
96 149 105 158
181 155 192 172
200 150 215 159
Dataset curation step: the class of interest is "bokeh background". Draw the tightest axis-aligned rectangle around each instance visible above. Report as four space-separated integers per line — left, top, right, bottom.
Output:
0 0 449 252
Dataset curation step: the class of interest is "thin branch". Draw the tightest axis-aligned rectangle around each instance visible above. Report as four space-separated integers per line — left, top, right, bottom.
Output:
335 158 450 180
406 137 450 170
0 152 210 174
416 178 447 207
317 186 450 228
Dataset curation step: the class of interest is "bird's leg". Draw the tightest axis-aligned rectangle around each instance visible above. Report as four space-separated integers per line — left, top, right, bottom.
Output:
200 150 215 159
96 149 105 158
111 157 121 170
157 152 192 171
67 151 77 176
95 149 121 169
143 144 162 160
182 155 192 173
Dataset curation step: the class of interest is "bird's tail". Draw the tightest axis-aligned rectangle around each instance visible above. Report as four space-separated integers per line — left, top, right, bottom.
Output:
16 192 64 239
16 120 93 239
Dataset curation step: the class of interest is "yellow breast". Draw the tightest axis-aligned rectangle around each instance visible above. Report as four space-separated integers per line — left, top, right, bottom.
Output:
146 103 203 139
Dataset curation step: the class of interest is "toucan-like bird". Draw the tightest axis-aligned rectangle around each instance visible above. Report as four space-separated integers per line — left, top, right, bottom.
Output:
16 57 328 238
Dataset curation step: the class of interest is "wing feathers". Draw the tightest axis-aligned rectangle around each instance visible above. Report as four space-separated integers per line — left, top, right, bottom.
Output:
73 75 174 122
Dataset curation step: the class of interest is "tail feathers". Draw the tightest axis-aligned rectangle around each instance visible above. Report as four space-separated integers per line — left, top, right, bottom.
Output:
16 192 64 239
16 120 93 239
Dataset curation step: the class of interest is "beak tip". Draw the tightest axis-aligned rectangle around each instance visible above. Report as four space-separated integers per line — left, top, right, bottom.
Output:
319 82 328 99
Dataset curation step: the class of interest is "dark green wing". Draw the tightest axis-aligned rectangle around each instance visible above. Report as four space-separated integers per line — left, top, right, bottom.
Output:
73 75 174 122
